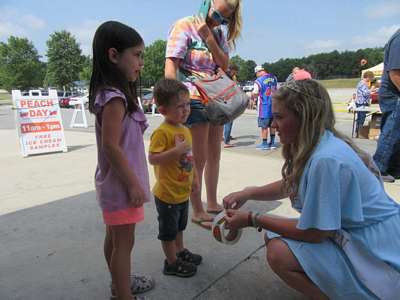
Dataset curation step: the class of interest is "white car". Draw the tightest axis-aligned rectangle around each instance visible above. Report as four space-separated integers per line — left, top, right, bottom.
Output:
242 81 254 92
69 94 89 108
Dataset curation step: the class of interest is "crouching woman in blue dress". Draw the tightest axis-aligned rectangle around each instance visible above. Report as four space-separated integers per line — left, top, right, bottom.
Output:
223 79 400 299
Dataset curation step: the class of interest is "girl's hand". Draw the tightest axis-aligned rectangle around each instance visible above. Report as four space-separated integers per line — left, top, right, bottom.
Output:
223 189 250 209
194 15 213 43
224 209 249 230
128 185 147 207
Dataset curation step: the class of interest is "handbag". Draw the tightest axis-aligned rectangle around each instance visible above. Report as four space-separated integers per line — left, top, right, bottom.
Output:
192 70 249 125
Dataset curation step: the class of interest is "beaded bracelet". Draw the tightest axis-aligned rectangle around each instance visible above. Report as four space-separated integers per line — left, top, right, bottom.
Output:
253 212 262 232
248 211 262 232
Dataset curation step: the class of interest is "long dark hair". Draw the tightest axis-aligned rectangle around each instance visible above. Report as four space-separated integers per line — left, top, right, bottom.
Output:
88 21 143 114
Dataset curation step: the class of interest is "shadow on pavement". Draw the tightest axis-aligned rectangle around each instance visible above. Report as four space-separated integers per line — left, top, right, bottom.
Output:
233 135 258 140
67 144 95 152
0 191 293 300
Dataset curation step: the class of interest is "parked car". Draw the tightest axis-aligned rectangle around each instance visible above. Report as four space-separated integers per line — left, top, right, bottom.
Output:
58 91 81 108
21 89 49 97
242 81 254 92
69 94 89 109
141 91 155 113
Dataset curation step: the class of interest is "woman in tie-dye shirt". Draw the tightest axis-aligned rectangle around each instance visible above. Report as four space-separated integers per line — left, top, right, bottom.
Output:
165 0 242 228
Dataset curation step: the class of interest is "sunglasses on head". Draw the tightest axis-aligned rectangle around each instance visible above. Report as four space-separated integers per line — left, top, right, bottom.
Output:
210 3 230 25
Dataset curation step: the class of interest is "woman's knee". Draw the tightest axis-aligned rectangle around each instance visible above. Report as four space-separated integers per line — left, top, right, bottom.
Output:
207 127 223 162
266 238 289 271
191 124 209 165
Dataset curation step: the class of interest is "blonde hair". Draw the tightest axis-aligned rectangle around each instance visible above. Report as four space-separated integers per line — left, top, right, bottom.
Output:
363 70 375 80
273 80 379 197
225 0 242 48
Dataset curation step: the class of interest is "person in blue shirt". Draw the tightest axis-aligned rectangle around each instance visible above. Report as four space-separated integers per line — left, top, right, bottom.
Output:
373 28 400 182
355 70 375 137
223 79 400 299
223 63 239 148
252 65 278 150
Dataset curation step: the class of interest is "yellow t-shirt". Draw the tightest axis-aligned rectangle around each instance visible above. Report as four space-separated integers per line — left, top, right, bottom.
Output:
149 122 194 204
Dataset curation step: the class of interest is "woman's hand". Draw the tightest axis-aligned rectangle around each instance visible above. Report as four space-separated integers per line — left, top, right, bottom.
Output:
194 15 214 43
224 209 249 230
128 184 147 207
223 188 252 209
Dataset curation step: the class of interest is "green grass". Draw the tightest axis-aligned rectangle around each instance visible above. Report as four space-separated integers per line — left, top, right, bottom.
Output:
0 90 12 104
318 78 359 89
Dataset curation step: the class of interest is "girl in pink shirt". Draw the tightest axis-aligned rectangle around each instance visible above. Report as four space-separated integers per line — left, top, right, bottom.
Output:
88 21 154 300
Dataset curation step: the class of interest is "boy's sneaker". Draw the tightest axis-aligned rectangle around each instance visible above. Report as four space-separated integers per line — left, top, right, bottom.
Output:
177 248 202 265
269 142 278 150
256 142 269 150
260 143 271 150
255 142 265 149
163 258 197 278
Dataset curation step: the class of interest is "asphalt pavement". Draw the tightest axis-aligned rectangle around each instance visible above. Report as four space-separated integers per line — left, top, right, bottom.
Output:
1 102 399 300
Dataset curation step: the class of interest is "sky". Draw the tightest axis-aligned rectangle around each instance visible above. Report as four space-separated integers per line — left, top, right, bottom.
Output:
0 0 399 64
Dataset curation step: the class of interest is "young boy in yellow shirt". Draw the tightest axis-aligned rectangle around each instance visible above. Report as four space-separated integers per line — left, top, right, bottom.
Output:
149 79 201 277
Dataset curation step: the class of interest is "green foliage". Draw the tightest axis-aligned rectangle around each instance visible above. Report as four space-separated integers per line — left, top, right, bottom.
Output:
45 30 83 89
79 55 92 82
106 38 384 86
230 55 257 82
0 36 45 91
141 40 167 87
261 47 384 81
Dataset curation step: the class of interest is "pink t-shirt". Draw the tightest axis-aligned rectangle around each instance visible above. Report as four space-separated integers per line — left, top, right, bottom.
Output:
293 69 312 81
94 88 150 224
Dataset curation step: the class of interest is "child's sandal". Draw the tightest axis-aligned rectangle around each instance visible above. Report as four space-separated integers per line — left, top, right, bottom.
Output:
177 248 202 266
110 274 154 299
131 274 154 294
163 258 197 277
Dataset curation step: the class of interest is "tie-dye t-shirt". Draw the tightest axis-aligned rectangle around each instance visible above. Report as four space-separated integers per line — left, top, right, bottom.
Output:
166 16 229 100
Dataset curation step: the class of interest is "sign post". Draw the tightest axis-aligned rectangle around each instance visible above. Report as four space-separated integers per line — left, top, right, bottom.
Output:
12 89 68 157
69 96 88 128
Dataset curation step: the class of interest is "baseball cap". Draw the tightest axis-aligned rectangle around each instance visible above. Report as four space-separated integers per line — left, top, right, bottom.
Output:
254 65 264 73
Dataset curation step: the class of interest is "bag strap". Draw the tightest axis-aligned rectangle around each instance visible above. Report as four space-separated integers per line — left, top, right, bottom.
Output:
333 229 400 299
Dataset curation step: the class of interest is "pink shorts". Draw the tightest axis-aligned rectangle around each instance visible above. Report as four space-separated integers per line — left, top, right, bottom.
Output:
103 206 144 226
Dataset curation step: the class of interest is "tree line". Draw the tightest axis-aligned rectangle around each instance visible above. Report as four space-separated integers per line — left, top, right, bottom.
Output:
262 48 384 82
0 32 91 92
0 33 384 92
141 42 384 84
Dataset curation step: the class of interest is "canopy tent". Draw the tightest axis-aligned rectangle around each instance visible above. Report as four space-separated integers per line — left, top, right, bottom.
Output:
361 63 384 79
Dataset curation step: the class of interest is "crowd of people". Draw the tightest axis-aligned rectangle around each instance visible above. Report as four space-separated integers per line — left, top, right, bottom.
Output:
87 1 400 299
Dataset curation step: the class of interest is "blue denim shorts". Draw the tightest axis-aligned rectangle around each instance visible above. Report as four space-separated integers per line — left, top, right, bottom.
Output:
258 117 273 128
185 99 209 128
155 196 189 241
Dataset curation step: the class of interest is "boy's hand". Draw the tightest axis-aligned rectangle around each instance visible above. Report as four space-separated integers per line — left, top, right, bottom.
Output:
175 135 191 155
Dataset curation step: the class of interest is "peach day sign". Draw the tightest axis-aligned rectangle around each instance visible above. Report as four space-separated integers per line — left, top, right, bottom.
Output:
12 89 67 157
